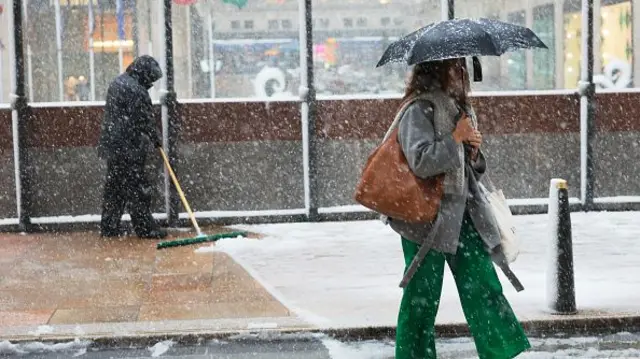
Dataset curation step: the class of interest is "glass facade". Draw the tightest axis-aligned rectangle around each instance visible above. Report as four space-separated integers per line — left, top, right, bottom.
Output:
533 4 555 89
506 10 527 90
0 0 637 103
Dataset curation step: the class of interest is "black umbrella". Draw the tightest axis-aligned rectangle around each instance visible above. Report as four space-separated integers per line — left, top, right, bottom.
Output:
376 18 548 68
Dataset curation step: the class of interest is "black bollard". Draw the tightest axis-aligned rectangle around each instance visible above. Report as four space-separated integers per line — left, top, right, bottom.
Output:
546 179 577 314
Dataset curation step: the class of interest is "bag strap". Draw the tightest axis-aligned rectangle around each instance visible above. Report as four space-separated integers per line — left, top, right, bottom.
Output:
381 95 430 143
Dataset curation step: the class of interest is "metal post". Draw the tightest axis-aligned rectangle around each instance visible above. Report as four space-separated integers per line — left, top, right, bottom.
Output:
11 0 32 231
54 0 64 101
579 0 595 211
299 0 318 221
163 0 180 226
545 179 577 314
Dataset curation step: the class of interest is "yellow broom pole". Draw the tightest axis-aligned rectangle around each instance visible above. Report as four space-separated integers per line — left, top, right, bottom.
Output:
158 147 202 236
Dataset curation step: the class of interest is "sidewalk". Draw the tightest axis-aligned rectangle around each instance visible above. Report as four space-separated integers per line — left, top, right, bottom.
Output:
0 226 308 340
2 212 640 343
218 211 640 328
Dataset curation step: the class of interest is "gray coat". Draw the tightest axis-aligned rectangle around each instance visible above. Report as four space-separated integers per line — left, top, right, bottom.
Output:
385 93 523 292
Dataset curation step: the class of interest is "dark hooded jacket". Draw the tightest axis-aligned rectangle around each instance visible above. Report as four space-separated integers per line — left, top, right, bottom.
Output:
98 55 163 162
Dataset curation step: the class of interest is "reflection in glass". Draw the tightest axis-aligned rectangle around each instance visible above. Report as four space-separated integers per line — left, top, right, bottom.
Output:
3 0 639 103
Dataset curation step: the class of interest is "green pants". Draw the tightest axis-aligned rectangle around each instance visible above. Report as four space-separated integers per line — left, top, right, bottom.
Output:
396 216 531 359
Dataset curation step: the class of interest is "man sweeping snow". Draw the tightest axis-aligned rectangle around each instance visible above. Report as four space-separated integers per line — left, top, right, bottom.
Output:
98 55 167 239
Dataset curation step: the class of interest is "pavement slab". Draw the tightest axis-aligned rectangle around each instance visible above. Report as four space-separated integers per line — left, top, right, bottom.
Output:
0 226 295 333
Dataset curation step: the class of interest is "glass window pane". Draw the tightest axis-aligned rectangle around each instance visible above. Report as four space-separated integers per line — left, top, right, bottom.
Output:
20 0 138 103
457 0 578 90
563 0 582 89
172 0 301 100
594 0 636 201
455 0 503 91
533 4 556 90
1 3 13 105
313 0 442 97
0 2 16 219
506 11 527 90
597 0 632 90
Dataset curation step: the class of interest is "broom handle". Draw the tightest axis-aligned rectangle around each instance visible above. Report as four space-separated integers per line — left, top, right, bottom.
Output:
158 148 202 235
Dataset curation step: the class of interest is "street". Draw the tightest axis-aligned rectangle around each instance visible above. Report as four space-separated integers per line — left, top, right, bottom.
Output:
3 332 640 358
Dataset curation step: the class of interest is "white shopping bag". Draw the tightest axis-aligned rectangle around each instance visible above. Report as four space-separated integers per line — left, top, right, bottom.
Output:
481 183 519 263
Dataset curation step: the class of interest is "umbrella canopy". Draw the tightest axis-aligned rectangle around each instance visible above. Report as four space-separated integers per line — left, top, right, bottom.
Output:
376 17 548 68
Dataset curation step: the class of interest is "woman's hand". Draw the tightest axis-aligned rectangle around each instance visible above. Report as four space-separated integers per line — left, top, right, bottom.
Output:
453 117 482 160
467 129 482 149
467 129 482 161
452 117 476 144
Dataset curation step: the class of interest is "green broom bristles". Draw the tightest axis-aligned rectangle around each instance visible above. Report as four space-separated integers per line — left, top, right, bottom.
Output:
156 231 248 249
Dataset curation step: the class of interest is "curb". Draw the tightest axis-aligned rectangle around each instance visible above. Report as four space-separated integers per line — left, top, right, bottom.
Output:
4 315 640 348
326 315 640 341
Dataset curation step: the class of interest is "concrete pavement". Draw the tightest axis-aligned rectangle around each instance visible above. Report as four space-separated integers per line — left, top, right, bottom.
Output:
0 226 294 337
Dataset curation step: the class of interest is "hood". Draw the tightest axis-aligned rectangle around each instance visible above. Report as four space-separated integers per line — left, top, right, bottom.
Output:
126 55 163 89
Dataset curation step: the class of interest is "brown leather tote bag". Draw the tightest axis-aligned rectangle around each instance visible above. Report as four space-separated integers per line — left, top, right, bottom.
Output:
354 98 444 223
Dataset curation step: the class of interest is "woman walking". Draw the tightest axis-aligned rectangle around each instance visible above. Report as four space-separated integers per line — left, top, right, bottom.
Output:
388 58 531 359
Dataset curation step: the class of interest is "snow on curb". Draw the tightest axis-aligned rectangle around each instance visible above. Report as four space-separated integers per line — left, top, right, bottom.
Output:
148 340 174 357
0 338 91 356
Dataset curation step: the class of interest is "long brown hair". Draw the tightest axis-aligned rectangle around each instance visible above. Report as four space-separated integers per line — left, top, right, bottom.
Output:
403 58 470 104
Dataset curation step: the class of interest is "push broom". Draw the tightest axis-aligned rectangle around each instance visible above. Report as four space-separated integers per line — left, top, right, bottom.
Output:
156 148 247 249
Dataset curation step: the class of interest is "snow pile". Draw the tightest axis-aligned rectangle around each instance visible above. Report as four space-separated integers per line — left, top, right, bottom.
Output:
148 340 175 357
0 341 23 355
0 338 91 356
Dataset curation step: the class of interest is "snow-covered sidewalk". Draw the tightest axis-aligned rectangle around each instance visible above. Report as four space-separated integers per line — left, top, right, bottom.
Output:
207 211 640 329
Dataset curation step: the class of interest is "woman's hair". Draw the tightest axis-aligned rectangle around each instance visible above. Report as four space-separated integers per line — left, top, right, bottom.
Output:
403 58 469 103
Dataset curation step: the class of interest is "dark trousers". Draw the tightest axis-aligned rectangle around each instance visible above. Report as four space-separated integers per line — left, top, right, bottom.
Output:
100 158 158 237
